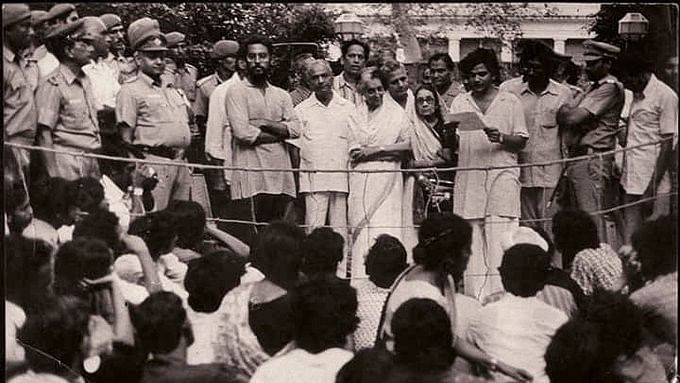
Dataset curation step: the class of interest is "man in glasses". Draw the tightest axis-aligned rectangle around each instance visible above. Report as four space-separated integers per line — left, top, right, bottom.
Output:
36 17 103 181
499 41 572 233
557 40 625 244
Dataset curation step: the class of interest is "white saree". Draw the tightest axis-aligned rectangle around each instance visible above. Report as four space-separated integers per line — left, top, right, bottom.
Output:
348 96 413 281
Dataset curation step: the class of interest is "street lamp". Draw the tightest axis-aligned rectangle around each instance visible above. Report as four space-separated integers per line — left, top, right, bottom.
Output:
618 12 649 42
334 13 364 41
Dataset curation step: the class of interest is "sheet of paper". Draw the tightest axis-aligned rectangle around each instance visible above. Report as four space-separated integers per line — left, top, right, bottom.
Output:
446 112 487 131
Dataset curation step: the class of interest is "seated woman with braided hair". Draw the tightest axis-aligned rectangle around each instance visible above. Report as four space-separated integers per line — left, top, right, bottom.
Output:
376 213 532 382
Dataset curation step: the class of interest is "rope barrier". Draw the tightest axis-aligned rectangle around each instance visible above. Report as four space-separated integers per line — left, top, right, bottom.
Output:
126 192 676 229
4 136 672 174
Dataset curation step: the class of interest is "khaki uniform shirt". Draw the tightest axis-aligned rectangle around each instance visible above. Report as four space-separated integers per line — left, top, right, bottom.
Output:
500 77 572 188
225 78 301 199
578 74 625 150
116 72 191 149
36 64 101 150
162 61 198 103
3 45 38 143
194 72 226 117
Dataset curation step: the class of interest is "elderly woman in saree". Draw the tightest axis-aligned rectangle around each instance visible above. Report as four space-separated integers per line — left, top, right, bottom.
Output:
347 67 413 281
405 84 457 222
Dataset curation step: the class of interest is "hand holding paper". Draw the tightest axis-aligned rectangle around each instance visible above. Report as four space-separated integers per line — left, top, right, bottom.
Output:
446 112 487 131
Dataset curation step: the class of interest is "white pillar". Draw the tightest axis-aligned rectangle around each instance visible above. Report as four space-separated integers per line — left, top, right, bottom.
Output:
448 36 461 62
554 39 566 55
500 44 512 63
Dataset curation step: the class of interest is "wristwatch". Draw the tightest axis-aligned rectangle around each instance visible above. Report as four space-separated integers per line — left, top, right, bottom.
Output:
488 357 498 371
498 134 504 144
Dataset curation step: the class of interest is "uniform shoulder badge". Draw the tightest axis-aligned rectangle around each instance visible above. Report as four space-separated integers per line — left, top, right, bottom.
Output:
46 71 61 86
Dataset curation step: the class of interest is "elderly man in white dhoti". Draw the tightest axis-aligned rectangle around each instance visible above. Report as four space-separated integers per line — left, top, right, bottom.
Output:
347 67 413 281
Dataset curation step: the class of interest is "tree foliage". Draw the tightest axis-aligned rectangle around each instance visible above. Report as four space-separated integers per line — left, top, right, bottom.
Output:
589 3 677 64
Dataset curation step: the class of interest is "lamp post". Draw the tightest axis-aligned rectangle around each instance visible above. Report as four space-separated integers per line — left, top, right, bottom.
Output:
618 12 649 49
334 13 364 41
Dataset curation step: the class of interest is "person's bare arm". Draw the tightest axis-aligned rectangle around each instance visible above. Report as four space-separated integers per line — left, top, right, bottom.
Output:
121 234 162 293
205 223 250 259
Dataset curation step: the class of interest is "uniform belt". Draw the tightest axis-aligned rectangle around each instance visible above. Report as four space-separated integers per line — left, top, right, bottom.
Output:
134 145 185 160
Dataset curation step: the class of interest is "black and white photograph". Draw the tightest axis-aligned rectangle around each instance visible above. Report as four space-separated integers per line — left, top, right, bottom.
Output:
3 2 678 383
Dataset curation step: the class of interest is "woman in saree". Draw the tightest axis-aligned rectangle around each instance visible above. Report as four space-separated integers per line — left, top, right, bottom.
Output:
347 67 413 281
377 213 533 382
406 84 458 222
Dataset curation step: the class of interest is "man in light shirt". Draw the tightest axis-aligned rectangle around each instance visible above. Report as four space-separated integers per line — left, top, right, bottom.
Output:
292 59 357 276
467 244 568 383
616 50 678 244
332 39 369 107
224 34 300 225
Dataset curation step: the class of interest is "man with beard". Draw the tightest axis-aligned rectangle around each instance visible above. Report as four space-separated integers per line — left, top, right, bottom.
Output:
82 16 120 142
292 59 356 277
99 13 137 83
37 3 79 79
499 41 572 232
428 52 465 110
449 48 528 300
116 18 192 211
3 3 38 189
333 39 369 107
557 40 625 243
224 34 300 226
36 18 103 180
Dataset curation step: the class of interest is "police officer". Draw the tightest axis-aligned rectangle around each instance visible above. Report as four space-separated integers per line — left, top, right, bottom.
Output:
116 18 192 211
557 40 625 242
3 3 37 183
194 39 240 136
162 31 197 103
36 17 104 181
38 3 79 79
99 13 138 84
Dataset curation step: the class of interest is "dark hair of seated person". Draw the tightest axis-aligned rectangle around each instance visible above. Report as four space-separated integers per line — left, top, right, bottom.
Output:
5 234 55 314
365 234 408 288
336 347 395 383
301 227 344 278
18 295 91 377
128 210 177 261
30 176 74 228
499 244 551 297
632 213 677 281
391 298 456 371
545 291 645 383
412 213 472 292
184 251 246 313
53 237 116 323
73 208 123 254
552 209 600 269
249 220 305 290
131 291 188 355
167 200 207 251
69 177 106 215
290 275 359 354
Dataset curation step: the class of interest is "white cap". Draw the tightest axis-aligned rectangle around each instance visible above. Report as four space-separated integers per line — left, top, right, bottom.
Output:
500 226 549 253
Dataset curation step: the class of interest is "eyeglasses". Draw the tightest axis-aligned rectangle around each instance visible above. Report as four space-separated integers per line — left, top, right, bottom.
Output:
416 96 435 104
